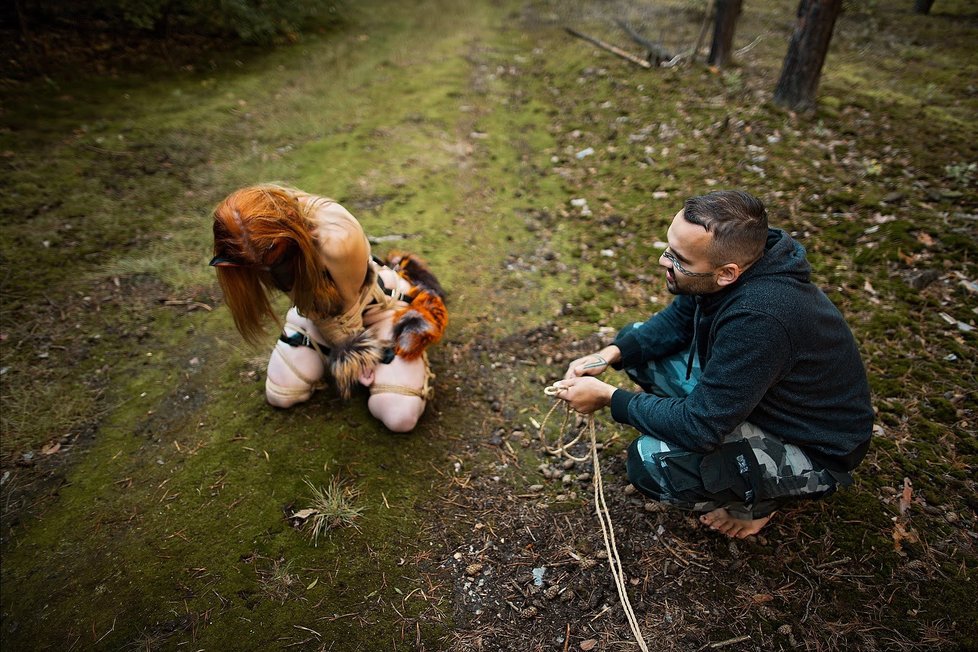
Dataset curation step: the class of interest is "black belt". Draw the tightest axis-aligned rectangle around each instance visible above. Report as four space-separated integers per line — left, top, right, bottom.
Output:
279 331 396 364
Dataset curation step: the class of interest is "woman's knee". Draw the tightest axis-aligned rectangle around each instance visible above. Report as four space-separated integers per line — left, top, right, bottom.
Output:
265 379 311 408
368 395 424 433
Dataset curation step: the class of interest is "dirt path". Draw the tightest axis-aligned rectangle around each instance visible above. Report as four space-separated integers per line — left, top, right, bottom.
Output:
2 0 976 650
0 1 574 648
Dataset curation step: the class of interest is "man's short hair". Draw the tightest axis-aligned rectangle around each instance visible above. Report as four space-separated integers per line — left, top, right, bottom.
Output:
683 190 768 266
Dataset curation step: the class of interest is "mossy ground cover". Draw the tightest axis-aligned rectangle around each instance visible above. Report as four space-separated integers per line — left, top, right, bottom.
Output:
2 0 976 650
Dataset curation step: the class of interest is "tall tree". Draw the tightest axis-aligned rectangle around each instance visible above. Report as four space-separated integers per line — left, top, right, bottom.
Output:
914 0 935 14
708 0 743 67
773 0 843 112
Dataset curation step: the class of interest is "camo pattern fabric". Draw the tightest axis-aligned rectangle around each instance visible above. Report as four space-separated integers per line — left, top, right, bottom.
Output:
622 339 846 520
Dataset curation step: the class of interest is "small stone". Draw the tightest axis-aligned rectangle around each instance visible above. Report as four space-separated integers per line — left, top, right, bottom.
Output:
561 459 576 470
528 484 544 492
561 474 573 485
465 563 483 576
576 473 591 482
945 512 960 524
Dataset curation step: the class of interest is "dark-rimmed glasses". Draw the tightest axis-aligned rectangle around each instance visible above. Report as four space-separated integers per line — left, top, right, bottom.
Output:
661 249 716 277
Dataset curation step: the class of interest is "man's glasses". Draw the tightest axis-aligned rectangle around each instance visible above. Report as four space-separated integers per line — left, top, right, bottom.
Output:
661 250 715 277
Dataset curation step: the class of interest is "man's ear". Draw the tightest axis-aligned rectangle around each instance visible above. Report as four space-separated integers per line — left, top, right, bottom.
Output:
358 367 375 387
715 263 743 287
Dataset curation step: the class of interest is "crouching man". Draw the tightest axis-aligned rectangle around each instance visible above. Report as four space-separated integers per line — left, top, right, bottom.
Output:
552 190 873 538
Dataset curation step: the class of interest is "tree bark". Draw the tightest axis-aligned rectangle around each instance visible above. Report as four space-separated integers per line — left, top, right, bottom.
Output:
773 0 843 112
914 0 935 14
707 0 743 67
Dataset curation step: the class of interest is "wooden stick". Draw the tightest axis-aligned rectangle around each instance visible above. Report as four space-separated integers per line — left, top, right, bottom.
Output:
564 27 652 69
709 635 751 649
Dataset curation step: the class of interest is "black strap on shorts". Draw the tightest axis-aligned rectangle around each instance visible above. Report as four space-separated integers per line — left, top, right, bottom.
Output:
279 331 325 351
280 331 395 366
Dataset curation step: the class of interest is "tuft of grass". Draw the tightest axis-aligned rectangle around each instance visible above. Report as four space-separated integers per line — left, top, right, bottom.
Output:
257 558 300 604
300 476 365 546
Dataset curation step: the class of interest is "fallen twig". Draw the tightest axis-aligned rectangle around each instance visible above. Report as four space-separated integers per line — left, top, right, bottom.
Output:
565 27 652 69
162 299 213 312
709 634 751 649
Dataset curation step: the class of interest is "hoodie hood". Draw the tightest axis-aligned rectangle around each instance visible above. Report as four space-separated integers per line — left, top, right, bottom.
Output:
700 229 810 311
746 229 811 283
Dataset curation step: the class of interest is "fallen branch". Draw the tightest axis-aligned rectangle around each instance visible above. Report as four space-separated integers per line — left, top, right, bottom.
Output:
709 635 751 649
615 19 673 65
734 34 763 56
564 27 652 69
162 299 214 312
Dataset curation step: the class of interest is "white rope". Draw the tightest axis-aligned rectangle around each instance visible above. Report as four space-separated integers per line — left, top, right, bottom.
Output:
540 383 650 652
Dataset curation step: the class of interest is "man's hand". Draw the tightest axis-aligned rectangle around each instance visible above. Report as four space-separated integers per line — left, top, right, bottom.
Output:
563 345 622 380
552 376 616 415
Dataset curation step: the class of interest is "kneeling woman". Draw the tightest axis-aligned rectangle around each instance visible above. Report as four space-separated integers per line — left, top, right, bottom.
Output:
209 185 447 432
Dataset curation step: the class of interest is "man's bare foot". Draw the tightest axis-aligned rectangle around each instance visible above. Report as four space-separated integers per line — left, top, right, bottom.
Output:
699 508 774 539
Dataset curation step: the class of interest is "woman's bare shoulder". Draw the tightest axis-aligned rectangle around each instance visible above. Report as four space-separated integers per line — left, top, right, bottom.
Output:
304 199 368 261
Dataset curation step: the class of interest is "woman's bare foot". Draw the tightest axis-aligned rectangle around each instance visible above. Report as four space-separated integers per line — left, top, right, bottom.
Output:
699 508 774 539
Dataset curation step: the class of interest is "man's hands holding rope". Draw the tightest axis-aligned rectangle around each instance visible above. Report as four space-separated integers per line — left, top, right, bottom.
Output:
550 345 622 415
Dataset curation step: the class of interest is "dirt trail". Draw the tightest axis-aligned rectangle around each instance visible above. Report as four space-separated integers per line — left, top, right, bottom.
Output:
0 1 573 649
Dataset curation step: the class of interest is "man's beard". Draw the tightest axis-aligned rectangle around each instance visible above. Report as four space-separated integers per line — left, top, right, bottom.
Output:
664 268 716 296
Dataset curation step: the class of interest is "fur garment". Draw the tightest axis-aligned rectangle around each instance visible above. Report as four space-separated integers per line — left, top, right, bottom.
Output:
328 329 386 399
386 252 448 359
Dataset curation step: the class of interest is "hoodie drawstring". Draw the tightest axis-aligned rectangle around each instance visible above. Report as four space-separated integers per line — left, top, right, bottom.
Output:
685 299 701 381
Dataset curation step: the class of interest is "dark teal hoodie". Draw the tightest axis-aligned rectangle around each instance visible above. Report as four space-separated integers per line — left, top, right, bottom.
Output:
609 228 873 472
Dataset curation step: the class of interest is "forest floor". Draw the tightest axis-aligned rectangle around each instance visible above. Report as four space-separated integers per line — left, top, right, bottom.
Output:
1 0 976 650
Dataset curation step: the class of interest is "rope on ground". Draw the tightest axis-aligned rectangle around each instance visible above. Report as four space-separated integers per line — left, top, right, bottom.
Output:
540 383 650 652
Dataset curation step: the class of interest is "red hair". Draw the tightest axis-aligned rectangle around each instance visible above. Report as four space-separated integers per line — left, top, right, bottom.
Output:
211 185 342 344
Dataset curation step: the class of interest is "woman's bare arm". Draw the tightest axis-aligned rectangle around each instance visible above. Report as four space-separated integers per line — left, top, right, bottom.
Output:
305 199 371 306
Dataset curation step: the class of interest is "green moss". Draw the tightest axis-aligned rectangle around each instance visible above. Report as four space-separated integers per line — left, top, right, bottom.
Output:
3 0 977 648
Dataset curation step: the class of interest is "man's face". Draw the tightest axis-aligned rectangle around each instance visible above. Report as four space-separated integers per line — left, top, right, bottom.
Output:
659 210 720 295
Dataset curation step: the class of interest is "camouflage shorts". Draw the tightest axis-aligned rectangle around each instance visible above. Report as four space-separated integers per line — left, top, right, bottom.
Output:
620 331 845 519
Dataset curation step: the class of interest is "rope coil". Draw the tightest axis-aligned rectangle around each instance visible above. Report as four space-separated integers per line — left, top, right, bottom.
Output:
539 382 650 652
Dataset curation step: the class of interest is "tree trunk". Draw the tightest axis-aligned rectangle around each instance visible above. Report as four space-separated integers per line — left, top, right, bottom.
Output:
707 0 743 67
914 0 935 14
773 0 843 112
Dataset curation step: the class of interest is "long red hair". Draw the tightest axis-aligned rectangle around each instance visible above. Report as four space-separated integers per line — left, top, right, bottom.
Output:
211 185 342 344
